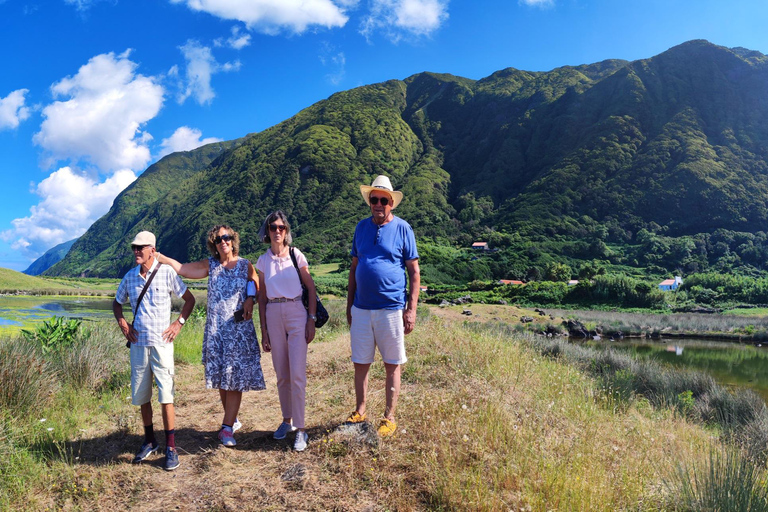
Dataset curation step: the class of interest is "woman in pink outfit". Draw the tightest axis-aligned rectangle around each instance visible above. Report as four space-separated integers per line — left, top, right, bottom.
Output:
256 210 317 452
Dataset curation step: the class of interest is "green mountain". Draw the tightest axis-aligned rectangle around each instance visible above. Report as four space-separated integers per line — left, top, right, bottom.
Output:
23 238 75 275
47 40 768 280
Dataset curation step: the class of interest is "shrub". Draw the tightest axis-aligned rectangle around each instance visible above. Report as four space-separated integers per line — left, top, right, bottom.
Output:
21 316 81 355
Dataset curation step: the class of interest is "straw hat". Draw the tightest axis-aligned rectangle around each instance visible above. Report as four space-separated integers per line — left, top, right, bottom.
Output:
359 175 403 209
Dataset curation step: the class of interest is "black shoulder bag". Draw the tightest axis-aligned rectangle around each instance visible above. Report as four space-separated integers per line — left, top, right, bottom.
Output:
126 265 161 348
290 247 329 328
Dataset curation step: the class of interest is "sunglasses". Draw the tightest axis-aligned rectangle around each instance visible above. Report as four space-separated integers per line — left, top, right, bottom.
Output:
369 196 390 206
131 245 149 252
269 224 287 232
214 234 234 244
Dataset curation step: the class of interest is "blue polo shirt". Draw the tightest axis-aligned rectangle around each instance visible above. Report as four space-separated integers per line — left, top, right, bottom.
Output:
351 216 419 310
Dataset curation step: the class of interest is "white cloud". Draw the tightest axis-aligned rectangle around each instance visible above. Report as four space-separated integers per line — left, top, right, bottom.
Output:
170 0 349 34
33 51 164 172
215 26 252 49
0 89 31 130
1 166 137 259
361 0 448 41
319 43 346 85
159 126 223 158
177 40 240 105
519 0 554 7
63 0 112 11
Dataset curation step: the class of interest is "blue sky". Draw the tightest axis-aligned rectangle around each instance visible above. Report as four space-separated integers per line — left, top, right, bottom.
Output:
1 0 767 271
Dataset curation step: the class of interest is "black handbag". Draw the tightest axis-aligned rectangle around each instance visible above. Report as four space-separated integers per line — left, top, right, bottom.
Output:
290 247 329 328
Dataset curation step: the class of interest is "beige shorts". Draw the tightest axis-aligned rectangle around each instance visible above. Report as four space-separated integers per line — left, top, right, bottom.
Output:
130 343 175 406
350 306 407 365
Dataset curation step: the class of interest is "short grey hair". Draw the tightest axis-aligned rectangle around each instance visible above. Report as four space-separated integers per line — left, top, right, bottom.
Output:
258 210 293 246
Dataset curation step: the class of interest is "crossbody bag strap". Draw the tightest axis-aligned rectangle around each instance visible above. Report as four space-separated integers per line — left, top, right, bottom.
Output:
126 264 161 348
289 247 306 291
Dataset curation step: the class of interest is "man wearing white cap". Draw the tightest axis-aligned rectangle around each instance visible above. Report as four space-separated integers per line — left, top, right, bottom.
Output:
346 175 420 437
113 230 195 471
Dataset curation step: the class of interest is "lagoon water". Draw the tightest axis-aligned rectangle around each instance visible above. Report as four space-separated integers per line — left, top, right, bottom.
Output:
0 295 116 335
588 337 768 402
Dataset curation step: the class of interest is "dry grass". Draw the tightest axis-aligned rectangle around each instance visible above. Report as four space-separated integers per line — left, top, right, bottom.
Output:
4 309 718 511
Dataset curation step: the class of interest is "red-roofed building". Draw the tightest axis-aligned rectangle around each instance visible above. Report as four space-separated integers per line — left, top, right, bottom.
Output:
659 276 683 291
472 241 489 251
498 279 524 285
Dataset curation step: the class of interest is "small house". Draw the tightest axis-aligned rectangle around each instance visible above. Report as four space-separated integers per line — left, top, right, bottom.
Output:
659 276 683 291
498 279 524 285
471 242 489 251
568 280 579 286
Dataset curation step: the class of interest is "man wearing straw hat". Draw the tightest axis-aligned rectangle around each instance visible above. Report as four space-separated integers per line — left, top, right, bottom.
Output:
346 175 420 437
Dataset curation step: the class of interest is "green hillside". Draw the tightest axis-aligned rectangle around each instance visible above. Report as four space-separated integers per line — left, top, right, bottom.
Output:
0 267 75 292
47 40 768 283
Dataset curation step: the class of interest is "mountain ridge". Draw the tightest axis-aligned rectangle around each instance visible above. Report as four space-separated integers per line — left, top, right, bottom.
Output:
46 40 768 280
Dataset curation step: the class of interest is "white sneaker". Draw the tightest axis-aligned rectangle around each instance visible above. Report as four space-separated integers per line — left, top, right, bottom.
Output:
218 428 236 447
293 431 308 452
273 422 297 440
233 418 242 432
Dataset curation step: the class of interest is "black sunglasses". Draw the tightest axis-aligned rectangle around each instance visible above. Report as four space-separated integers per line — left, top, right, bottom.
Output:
131 245 149 252
269 224 287 232
369 196 390 206
214 234 234 244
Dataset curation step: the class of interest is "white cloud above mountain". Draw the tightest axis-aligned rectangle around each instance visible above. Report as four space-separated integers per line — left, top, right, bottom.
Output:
33 50 164 172
2 167 137 258
0 89 31 130
169 0 349 34
159 126 222 158
361 0 449 41
176 40 241 105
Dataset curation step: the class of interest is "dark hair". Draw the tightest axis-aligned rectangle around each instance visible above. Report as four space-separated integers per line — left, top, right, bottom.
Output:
258 210 293 246
206 225 240 260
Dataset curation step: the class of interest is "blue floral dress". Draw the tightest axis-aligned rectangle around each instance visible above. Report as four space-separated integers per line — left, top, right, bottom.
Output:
203 257 265 391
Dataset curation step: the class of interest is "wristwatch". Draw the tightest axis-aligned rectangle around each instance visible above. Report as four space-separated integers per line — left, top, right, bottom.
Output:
308 314 317 321
178 316 186 325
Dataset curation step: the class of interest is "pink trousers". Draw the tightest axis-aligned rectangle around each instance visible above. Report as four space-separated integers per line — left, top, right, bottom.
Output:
265 300 308 429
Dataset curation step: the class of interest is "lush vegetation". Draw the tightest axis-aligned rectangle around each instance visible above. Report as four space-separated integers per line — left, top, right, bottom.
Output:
42 41 768 303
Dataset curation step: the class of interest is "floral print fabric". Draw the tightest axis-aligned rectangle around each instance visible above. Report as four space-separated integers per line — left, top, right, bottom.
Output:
203 257 265 391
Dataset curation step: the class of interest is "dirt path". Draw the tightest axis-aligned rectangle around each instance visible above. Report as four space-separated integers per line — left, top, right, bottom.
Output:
59 331 387 511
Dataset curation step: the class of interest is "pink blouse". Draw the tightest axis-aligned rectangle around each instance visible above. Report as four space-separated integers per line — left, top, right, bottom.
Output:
256 247 308 300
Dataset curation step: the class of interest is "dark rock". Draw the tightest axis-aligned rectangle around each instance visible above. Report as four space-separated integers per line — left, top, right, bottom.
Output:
566 319 589 338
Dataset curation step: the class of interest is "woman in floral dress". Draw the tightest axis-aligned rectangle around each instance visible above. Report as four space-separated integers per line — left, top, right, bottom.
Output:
156 225 265 447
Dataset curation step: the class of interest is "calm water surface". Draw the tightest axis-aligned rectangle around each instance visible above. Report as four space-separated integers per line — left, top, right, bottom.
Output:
587 337 768 402
0 295 116 335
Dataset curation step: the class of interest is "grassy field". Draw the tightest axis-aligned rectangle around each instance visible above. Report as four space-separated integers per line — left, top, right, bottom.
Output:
6 300 760 510
0 267 118 295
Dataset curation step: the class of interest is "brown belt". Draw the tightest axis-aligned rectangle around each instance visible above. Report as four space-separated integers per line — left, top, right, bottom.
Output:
267 296 302 303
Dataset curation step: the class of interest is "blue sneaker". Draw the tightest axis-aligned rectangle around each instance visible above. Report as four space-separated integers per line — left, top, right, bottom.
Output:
164 447 180 471
133 441 159 463
273 422 296 440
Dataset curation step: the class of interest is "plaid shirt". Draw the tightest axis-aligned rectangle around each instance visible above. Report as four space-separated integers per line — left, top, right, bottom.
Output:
115 260 188 346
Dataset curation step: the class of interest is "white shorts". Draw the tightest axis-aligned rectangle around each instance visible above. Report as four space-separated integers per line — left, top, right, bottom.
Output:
130 343 175 406
350 306 407 365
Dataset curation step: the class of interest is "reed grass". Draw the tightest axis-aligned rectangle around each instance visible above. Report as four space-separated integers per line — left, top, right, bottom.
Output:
547 308 768 337
0 337 58 414
667 443 768 511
